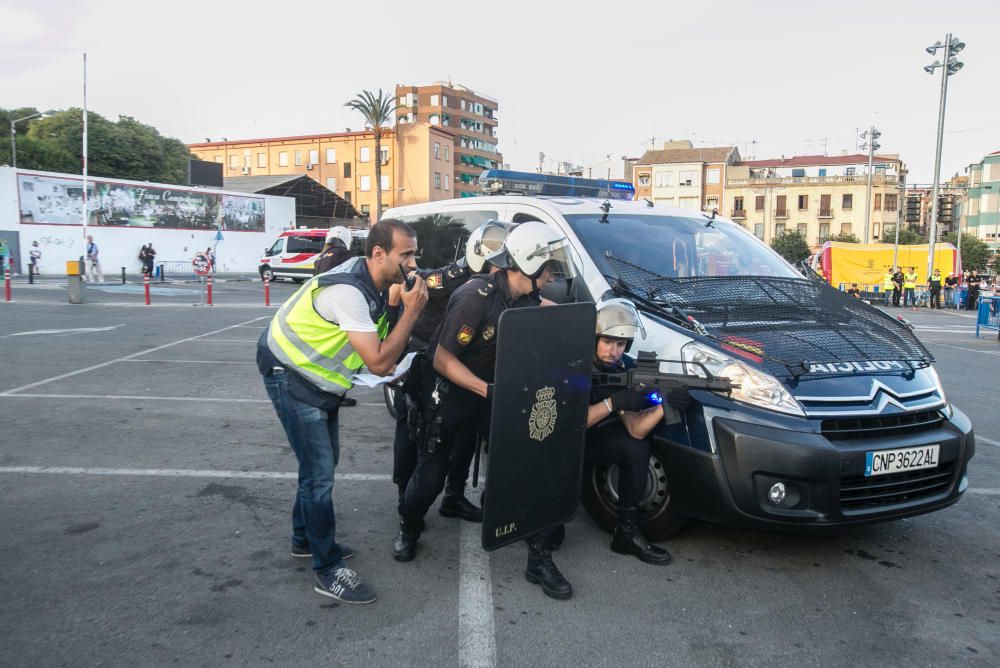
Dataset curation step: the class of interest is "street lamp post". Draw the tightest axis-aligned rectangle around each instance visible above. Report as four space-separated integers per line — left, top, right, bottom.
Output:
9 110 55 168
860 126 881 244
924 34 965 280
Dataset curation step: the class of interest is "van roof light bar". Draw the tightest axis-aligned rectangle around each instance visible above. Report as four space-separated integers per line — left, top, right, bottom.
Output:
478 169 635 201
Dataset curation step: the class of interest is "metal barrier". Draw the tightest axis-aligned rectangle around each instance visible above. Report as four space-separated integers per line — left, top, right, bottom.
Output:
975 295 1000 339
158 260 197 281
838 283 888 303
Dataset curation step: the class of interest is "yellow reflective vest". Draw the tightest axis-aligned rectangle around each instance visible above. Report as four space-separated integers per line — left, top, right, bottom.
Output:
904 272 918 289
883 273 895 289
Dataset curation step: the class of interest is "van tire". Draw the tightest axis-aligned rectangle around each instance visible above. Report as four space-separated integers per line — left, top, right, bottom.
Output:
260 266 275 282
580 437 687 541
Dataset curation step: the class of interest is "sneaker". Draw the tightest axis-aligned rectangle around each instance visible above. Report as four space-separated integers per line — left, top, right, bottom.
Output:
313 566 376 604
291 541 354 560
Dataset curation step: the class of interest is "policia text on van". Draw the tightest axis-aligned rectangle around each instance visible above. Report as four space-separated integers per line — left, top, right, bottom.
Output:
384 170 974 540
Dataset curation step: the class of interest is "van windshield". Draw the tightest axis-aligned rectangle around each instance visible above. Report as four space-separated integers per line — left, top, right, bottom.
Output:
563 213 799 279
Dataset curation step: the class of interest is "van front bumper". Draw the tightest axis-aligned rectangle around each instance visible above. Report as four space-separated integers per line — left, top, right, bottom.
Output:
661 405 975 529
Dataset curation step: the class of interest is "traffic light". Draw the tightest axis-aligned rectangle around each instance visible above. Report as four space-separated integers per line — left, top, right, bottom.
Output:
936 195 954 225
905 195 921 223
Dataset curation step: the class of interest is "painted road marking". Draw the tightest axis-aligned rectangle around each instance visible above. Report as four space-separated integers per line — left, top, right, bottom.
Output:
121 359 256 365
933 344 1000 356
6 324 125 337
969 488 1000 496
0 393 269 403
0 316 269 396
190 339 260 343
0 466 390 481
459 519 497 668
977 436 999 447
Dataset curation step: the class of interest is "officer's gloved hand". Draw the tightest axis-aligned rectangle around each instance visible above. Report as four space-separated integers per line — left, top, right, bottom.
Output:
609 387 653 413
666 388 691 410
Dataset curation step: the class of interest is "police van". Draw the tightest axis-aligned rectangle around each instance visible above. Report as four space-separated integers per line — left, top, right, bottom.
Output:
384 170 975 540
259 228 367 282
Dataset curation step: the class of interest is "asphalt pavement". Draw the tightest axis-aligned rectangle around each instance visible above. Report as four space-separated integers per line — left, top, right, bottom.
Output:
0 288 997 667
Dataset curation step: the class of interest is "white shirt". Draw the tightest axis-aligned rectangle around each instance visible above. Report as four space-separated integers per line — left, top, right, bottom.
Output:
313 284 378 333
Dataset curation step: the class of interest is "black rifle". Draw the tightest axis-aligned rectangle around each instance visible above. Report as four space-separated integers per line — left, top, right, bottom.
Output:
591 350 737 399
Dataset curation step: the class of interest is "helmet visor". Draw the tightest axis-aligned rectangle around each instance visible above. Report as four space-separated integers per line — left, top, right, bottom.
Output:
533 239 577 280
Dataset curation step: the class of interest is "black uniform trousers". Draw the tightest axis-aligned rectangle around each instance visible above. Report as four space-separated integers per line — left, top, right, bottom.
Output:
892 286 901 307
585 421 650 509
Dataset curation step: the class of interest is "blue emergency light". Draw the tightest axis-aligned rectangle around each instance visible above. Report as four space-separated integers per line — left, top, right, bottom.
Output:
648 391 663 405
479 169 635 201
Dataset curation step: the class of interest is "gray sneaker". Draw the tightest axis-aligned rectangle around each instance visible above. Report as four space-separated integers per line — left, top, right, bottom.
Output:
313 567 376 604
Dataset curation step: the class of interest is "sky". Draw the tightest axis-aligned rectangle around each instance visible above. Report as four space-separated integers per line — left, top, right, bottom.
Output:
2 0 998 185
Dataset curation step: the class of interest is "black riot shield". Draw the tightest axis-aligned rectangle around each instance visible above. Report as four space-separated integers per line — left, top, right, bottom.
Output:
482 302 596 551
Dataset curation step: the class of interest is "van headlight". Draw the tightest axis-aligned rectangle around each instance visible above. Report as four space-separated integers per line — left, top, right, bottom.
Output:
925 366 951 416
680 342 804 417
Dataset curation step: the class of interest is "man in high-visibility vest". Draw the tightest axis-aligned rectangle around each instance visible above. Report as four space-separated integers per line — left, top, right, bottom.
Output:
903 266 918 309
882 267 896 306
257 219 429 604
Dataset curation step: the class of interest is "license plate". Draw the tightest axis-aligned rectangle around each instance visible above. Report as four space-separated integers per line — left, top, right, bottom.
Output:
864 445 940 477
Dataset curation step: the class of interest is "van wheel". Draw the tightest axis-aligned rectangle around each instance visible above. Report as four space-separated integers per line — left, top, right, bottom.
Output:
292 277 305 284
581 438 687 541
260 266 275 282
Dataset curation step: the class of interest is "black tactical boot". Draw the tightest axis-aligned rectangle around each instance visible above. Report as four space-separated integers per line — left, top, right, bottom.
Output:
610 507 671 565
438 493 483 522
392 516 421 562
524 535 573 600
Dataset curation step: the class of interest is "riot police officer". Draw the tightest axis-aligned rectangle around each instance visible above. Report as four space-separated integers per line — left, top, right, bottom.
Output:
389 220 514 522
393 223 576 598
586 300 687 564
313 226 354 276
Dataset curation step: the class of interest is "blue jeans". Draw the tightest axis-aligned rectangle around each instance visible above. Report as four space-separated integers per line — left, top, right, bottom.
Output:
263 372 344 573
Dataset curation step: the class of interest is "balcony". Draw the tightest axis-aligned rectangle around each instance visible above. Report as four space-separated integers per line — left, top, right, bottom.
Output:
819 208 834 218
727 174 899 187
774 209 789 219
731 209 747 219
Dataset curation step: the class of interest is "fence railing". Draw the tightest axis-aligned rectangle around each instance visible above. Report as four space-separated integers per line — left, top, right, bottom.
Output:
976 295 1000 339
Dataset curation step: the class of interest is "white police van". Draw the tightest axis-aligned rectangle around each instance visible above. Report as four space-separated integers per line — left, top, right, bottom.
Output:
384 170 975 539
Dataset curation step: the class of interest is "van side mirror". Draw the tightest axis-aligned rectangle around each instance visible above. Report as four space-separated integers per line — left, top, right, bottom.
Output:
264 247 272 257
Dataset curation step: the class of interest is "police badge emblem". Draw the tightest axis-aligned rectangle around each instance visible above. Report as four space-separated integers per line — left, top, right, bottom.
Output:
528 386 557 442
457 325 475 345
481 325 495 341
426 273 442 289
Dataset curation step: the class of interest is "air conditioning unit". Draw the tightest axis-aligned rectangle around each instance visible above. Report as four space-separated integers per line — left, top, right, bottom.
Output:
240 166 251 175
306 163 314 170
381 158 389 166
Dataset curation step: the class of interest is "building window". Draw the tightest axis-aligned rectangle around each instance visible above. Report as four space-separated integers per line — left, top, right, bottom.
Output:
841 223 852 235
461 100 466 110
443 145 449 161
229 155 239 169
706 196 719 210
755 195 765 212
343 162 351 178
797 223 807 235
278 151 288 167
733 196 744 213
360 147 370 163
819 222 830 242
214 156 223 163
654 172 673 188
706 168 720 185
326 177 337 192
442 95 448 106
444 174 450 191
381 175 389 191
434 172 441 190
326 148 336 163
842 194 853 210
433 142 441 159
359 175 371 192
361 204 370 215
430 114 440 126
754 223 764 239
775 223 786 236
873 223 881 239
380 146 389 164
638 173 651 187
257 153 266 168
885 194 898 211
775 195 788 217
309 149 319 166
846 167 856 176
430 94 438 106
679 170 696 186
294 151 303 166
344 191 351 203
798 194 808 210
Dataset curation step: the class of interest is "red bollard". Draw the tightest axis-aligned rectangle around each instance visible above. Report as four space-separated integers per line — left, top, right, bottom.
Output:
4 261 10 302
144 274 150 305
264 276 270 306
206 276 213 306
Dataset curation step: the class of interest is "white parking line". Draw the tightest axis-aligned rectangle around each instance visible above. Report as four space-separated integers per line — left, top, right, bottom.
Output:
969 488 1000 496
0 393 269 403
190 339 260 343
458 520 497 668
933 343 1000 356
977 436 1000 447
0 316 269 396
0 466 390 481
121 359 256 365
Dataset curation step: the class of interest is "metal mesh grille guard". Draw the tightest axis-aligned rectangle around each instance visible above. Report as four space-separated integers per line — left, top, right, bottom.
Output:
605 254 933 375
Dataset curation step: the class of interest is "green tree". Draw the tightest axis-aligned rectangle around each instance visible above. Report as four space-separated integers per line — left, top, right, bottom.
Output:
888 228 925 245
943 232 991 272
2 107 194 183
345 89 401 222
829 232 860 243
770 230 811 265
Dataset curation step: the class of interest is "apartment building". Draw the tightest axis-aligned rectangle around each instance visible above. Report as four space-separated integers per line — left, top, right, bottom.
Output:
187 122 455 220
723 154 905 249
396 82 500 198
961 150 1000 248
630 141 741 212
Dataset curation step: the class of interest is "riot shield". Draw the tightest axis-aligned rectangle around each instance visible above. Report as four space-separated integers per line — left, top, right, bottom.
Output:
482 302 596 550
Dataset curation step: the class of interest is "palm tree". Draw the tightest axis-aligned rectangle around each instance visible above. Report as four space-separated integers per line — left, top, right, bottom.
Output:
344 89 401 223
